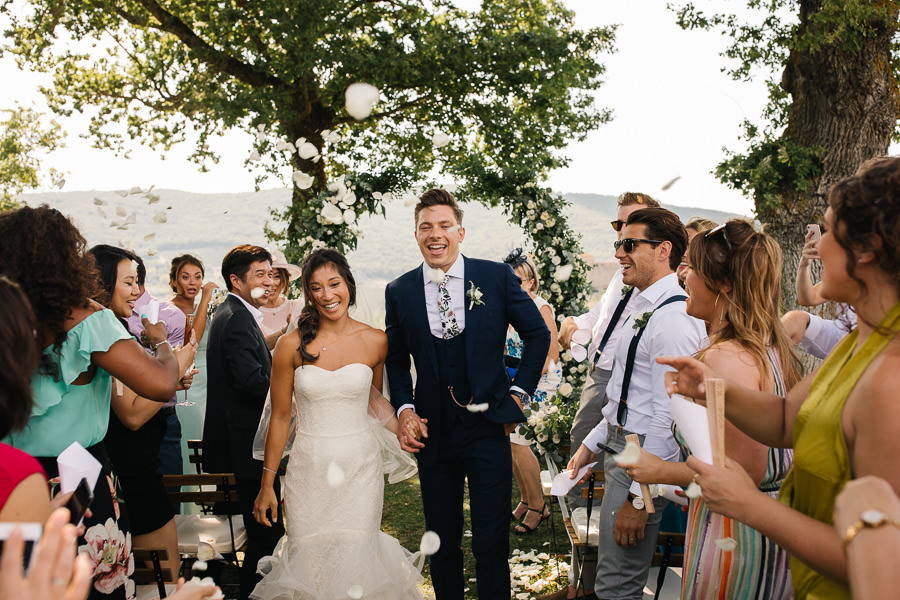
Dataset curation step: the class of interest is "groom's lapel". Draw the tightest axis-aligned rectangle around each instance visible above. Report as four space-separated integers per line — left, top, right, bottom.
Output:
410 266 440 380
463 256 481 359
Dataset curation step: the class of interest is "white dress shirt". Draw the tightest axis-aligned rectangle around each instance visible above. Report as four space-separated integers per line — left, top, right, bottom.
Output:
229 292 264 325
422 257 466 337
572 269 637 370
583 273 707 497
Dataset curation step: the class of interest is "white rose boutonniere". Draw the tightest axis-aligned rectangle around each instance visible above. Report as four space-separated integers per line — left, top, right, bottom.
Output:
467 281 484 309
632 311 653 332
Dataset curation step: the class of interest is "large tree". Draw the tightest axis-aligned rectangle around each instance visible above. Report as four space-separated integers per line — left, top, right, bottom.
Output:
675 0 900 309
0 106 65 210
2 1 612 263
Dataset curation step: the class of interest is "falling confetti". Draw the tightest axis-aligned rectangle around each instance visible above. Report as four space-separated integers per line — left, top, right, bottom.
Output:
345 83 380 120
152 212 168 224
661 176 682 191
432 132 450 148
427 268 444 284
115 206 127 217
327 462 345 487
250 287 266 299
613 441 641 467
420 531 441 556
347 585 364 599
249 149 261 162
466 403 489 413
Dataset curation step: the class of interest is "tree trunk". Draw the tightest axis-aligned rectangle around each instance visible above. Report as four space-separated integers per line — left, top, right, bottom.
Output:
763 0 900 314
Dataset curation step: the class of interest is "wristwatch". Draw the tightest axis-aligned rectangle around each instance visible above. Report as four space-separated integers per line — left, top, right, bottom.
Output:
509 390 529 408
843 509 900 548
628 493 645 511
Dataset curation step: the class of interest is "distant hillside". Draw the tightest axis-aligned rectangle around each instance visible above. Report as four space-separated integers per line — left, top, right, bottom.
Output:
19 189 741 301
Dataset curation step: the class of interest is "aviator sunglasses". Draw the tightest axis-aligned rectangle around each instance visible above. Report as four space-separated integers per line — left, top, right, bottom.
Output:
613 238 664 253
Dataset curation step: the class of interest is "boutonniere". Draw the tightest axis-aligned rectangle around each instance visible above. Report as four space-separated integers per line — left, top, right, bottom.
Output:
467 281 484 309
621 285 633 298
632 311 653 331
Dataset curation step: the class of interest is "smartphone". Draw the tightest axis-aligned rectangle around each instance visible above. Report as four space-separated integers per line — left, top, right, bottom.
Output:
65 477 94 527
0 522 43 572
807 224 821 241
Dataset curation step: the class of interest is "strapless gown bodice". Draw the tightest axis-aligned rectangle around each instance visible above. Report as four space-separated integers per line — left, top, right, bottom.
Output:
251 363 423 600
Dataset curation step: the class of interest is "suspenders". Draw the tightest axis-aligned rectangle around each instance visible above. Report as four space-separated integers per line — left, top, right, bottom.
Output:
590 286 634 369
616 295 687 427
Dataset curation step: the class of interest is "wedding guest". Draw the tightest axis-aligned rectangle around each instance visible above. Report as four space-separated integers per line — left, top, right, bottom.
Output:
502 249 561 535
678 217 717 285
169 254 217 345
663 158 900 599
0 205 181 600
122 251 188 490
625 219 800 598
567 208 706 600
0 276 50 523
833 476 900 600
91 245 195 580
259 249 302 350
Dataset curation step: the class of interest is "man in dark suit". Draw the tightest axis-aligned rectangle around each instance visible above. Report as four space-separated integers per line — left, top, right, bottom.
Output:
385 189 551 599
202 244 283 600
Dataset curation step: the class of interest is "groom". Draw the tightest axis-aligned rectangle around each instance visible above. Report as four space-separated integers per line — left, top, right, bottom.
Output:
385 189 551 599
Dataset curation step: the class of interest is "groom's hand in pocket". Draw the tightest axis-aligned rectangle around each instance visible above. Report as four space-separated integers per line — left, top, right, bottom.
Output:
398 409 428 453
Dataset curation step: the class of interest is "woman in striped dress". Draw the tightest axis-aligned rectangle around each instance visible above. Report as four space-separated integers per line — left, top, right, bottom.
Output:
626 219 801 599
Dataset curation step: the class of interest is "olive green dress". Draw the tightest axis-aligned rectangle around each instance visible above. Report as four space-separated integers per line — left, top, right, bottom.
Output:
779 301 900 599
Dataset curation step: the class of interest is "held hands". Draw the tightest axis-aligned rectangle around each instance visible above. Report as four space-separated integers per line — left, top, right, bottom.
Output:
656 355 716 402
398 409 428 453
557 316 578 349
253 485 279 527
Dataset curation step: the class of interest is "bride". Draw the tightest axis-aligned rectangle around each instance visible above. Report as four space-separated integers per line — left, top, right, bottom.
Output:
251 248 423 599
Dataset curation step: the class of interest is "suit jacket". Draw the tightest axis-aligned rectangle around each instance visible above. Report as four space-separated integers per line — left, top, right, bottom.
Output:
203 295 272 479
385 256 550 464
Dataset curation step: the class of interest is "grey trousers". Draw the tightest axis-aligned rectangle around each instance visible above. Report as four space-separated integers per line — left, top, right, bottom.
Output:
594 427 667 600
568 367 612 507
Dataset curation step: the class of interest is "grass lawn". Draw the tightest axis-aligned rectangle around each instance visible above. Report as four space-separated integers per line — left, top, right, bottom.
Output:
381 471 571 599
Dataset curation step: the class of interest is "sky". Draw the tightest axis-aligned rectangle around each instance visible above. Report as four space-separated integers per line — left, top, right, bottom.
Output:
0 1 776 216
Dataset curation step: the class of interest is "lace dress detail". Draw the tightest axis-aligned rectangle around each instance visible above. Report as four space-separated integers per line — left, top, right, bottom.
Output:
251 363 423 600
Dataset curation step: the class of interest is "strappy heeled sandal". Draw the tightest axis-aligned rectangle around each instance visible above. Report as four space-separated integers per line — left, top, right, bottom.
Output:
511 500 529 522
515 503 550 535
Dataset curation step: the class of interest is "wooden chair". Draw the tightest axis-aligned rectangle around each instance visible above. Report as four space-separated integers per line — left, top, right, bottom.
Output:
186 439 204 476
162 473 247 567
133 547 174 599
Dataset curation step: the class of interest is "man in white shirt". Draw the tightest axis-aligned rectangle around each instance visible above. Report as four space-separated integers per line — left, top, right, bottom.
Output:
569 208 706 600
558 193 660 472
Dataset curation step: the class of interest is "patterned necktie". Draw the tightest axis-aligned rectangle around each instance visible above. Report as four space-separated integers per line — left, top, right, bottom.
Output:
438 275 460 339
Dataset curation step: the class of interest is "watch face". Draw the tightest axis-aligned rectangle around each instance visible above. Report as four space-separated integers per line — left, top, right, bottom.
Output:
632 497 644 510
862 509 886 525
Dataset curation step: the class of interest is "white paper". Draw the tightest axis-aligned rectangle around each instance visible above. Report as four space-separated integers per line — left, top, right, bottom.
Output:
145 299 160 324
56 441 102 495
656 484 689 506
550 462 597 496
669 394 713 465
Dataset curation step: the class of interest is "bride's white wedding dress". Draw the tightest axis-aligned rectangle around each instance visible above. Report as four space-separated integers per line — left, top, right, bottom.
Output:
251 363 423 600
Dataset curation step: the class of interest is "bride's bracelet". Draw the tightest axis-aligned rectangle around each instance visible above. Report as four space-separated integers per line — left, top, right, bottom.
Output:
262 466 278 475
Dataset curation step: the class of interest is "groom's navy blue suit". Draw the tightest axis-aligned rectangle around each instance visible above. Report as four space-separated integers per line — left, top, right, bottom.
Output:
385 256 550 599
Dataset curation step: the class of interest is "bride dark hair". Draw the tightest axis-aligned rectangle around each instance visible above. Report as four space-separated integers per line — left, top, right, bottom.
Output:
297 248 357 362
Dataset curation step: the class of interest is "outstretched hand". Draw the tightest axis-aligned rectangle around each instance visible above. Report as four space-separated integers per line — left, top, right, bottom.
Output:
656 355 715 401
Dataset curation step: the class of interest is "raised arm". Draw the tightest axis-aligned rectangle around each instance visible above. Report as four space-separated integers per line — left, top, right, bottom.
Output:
796 231 826 307
92 335 180 401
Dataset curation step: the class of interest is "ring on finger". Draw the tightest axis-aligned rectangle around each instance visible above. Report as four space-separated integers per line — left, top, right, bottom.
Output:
692 472 700 484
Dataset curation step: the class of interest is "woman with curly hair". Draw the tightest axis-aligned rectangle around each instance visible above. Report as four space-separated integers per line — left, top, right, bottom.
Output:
0 205 182 600
661 158 900 599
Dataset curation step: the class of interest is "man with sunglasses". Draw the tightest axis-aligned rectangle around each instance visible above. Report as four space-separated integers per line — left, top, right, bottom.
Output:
567 207 706 600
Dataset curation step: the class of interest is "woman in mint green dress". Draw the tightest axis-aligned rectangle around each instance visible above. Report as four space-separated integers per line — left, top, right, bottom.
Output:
0 205 183 600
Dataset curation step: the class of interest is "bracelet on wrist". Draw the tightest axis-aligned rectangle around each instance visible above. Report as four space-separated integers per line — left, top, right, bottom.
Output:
152 340 171 353
262 466 278 475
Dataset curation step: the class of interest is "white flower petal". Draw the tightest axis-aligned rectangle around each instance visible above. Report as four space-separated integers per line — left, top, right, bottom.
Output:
146 193 160 204
345 82 380 120
554 264 574 282
427 268 444 284
432 132 450 148
466 403 490 413
54 176 66 189
342 209 356 224
147 248 157 256
128 186 143 195
420 530 441 555
116 206 127 217
197 540 216 561
152 212 168 224
116 190 128 197
109 221 121 227
320 129 331 138
343 191 356 205
559 382 573 397
97 208 107 219
256 124 266 132
275 140 293 152
372 191 383 200
292 171 314 190
326 131 341 144
298 142 319 159
192 560 208 572
347 584 363 599
250 287 266 299
123 212 136 225
569 343 587 362
685 481 702 499
327 461 345 487
715 537 737 552
93 197 105 206
382 192 392 202
321 203 344 225
614 441 642 466
249 149 261 162
255 131 266 142
403 193 418 207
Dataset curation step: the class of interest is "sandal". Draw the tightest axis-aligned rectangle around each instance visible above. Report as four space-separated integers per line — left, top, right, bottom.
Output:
511 500 528 522
515 503 550 535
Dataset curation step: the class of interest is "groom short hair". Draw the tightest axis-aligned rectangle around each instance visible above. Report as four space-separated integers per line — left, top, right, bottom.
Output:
221 244 272 291
625 208 687 271
414 188 464 226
